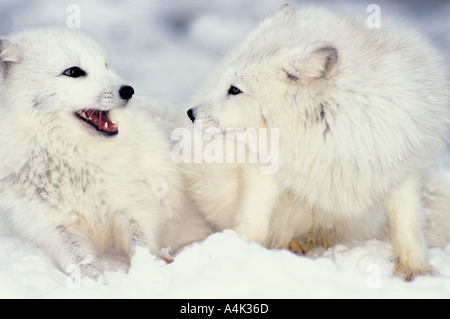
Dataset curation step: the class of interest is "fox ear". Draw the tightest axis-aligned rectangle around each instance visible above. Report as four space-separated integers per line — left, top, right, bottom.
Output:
0 38 21 65
278 3 297 15
0 39 21 77
304 46 338 79
284 45 338 83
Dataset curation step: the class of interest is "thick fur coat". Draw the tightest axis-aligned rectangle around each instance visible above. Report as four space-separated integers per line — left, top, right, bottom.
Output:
184 5 449 280
0 28 210 279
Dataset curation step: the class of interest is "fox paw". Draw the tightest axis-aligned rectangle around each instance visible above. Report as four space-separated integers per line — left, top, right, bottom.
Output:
158 249 174 264
286 239 307 255
392 257 437 281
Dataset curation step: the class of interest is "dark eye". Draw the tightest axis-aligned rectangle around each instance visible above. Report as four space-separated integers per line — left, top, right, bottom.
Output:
228 85 242 95
63 67 86 78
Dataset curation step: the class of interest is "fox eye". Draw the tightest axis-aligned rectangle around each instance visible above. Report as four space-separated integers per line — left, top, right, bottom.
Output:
228 85 242 95
63 66 86 78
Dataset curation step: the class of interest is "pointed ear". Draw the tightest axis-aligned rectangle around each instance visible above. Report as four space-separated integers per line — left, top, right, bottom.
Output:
303 46 338 79
278 3 297 15
283 45 338 83
0 39 21 77
0 39 21 62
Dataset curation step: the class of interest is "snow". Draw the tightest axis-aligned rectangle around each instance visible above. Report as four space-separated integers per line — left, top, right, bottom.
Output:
1 0 449 299
2 229 450 299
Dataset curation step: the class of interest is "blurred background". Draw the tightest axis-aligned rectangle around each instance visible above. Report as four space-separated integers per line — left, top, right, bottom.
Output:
0 0 449 107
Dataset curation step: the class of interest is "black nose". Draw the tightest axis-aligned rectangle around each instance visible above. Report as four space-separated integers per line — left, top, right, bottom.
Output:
119 85 134 100
187 108 196 122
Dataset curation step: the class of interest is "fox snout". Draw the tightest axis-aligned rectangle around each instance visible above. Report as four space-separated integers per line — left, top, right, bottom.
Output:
119 85 134 100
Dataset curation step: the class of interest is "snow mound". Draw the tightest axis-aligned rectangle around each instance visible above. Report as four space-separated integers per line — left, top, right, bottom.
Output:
1 229 449 298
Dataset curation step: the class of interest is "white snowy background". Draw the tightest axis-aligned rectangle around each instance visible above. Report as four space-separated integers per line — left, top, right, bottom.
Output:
0 0 449 299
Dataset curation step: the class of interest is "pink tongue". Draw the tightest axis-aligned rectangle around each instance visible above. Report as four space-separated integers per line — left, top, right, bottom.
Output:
84 110 118 135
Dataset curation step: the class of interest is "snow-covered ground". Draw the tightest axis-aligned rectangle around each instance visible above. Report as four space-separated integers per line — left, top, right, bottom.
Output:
0 0 449 299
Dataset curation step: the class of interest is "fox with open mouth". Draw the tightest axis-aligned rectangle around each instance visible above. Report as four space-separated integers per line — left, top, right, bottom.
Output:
0 27 210 279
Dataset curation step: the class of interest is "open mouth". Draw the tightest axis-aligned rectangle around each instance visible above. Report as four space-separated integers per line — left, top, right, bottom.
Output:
75 109 118 136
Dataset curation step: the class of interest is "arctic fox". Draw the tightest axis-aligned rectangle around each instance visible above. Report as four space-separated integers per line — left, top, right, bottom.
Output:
0 27 210 279
184 5 449 280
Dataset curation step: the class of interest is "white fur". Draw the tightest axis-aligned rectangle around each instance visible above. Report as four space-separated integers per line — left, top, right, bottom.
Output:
184 5 449 280
0 27 210 279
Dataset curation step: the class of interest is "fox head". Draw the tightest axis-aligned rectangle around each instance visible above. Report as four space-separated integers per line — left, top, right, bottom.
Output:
0 27 134 137
186 5 339 135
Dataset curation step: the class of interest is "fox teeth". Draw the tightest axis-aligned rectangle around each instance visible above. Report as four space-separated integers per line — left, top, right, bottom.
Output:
77 110 87 118
77 110 92 120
